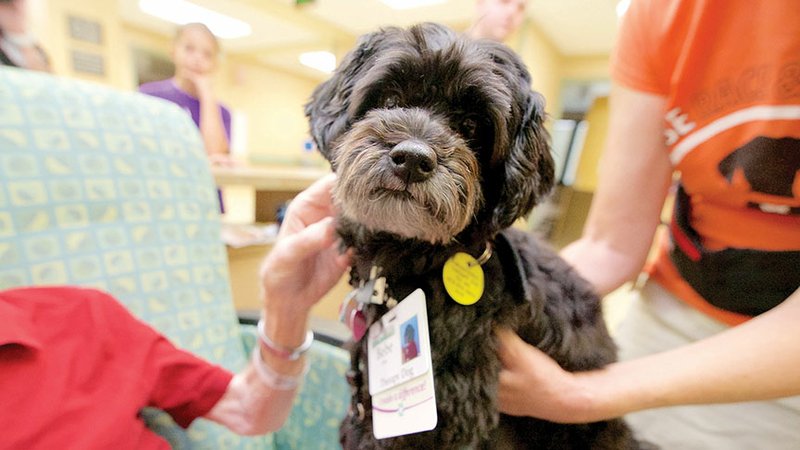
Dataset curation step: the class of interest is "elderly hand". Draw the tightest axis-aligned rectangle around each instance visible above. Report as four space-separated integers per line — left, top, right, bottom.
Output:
260 173 350 317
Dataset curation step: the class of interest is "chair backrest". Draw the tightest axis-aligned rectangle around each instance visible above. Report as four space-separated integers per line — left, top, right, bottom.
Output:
0 67 273 449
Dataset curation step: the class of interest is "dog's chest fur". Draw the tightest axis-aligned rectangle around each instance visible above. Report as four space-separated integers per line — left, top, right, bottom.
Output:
339 225 637 450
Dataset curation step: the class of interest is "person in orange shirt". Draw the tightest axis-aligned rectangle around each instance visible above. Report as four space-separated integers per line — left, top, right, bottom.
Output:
496 0 800 448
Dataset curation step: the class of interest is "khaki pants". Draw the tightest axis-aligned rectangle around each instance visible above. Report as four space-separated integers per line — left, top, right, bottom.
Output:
614 280 800 450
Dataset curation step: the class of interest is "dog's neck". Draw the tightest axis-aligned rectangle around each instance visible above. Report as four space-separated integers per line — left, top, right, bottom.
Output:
337 216 496 287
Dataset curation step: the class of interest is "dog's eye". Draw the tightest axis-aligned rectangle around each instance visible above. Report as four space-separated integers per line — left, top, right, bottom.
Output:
384 95 400 109
460 118 478 139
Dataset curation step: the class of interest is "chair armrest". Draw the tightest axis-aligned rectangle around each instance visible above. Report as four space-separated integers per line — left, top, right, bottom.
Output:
140 408 193 450
274 339 350 450
239 323 350 449
239 324 259 355
237 310 260 326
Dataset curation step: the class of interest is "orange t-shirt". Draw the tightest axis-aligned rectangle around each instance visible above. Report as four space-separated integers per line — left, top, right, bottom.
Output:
612 0 800 325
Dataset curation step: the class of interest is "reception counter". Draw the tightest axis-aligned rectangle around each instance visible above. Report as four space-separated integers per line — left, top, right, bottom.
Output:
212 164 332 222
211 164 331 191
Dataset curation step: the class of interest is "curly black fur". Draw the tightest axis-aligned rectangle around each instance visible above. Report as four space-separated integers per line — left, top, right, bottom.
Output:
306 22 651 450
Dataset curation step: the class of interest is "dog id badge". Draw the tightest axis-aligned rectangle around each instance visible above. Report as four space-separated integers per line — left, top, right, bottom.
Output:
367 289 437 439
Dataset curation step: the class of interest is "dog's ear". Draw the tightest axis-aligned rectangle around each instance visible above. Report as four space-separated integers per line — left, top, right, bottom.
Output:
495 88 553 227
304 31 387 164
482 43 555 230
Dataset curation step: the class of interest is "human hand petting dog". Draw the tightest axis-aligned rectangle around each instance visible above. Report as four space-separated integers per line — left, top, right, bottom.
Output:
498 287 800 427
261 173 351 322
208 174 350 434
497 327 649 424
496 328 597 423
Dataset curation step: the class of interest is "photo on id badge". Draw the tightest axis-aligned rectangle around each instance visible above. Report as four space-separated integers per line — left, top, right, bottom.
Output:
401 316 420 364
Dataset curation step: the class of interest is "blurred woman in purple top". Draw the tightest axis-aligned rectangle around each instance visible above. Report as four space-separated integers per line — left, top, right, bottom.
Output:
139 23 232 211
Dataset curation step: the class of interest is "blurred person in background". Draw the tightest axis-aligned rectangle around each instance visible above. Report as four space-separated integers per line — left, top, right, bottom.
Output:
0 0 49 71
467 0 527 43
139 23 232 211
139 22 232 166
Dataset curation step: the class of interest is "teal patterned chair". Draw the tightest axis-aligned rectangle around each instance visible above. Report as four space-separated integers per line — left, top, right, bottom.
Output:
0 66 349 449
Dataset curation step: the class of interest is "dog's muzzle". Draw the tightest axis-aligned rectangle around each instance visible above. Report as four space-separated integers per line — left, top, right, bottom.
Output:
388 140 437 184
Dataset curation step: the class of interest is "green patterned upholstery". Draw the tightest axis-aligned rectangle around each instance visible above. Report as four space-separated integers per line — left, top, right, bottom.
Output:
0 67 349 449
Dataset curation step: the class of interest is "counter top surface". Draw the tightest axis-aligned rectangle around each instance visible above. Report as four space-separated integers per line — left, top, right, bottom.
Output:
211 164 331 191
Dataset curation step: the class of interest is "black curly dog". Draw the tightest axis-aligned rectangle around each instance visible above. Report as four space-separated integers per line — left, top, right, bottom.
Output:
306 23 650 450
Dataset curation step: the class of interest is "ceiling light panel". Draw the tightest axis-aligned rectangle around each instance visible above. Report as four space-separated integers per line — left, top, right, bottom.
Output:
379 0 447 10
138 0 252 39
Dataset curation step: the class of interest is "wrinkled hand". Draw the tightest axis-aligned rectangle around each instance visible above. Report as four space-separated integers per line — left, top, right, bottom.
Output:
260 174 350 316
496 328 594 423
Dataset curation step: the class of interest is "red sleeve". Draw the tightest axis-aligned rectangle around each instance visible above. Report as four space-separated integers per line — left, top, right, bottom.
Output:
144 336 234 428
94 291 234 429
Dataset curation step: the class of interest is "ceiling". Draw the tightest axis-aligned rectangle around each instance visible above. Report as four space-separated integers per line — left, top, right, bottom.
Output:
118 0 621 80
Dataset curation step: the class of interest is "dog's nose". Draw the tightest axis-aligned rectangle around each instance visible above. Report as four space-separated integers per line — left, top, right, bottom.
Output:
388 140 437 183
